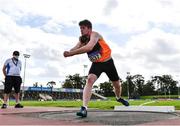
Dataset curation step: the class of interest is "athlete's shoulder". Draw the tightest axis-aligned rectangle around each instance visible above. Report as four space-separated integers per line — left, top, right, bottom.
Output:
91 31 103 39
91 31 100 35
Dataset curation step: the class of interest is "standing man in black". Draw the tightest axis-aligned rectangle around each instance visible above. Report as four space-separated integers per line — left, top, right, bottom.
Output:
1 51 23 109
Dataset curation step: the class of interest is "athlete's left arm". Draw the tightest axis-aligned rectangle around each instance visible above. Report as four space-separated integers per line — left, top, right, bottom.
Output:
66 32 99 57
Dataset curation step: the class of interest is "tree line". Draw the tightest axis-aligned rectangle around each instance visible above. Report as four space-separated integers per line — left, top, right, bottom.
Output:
61 73 179 98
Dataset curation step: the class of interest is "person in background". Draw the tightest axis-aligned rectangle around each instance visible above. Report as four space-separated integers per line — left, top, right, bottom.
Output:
63 19 129 117
1 51 23 109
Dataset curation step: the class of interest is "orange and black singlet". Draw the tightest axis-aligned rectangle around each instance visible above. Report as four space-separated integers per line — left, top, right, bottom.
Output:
87 38 111 62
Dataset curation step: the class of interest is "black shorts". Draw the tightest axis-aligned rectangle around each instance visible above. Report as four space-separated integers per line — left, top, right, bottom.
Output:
89 58 119 81
4 76 22 94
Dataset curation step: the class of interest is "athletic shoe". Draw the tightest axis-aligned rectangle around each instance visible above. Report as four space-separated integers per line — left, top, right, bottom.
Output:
117 98 129 106
1 104 7 109
15 103 24 108
76 106 87 117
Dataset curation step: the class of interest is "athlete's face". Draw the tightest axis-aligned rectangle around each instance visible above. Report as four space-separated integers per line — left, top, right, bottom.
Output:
80 25 91 36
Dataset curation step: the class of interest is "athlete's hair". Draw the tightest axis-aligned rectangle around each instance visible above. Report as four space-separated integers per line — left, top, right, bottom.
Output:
79 19 92 29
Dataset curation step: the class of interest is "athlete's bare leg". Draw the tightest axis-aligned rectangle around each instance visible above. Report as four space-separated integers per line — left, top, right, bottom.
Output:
112 80 129 106
112 80 122 99
83 74 97 108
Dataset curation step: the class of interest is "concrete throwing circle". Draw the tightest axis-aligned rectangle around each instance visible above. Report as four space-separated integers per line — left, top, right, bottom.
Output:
16 110 179 125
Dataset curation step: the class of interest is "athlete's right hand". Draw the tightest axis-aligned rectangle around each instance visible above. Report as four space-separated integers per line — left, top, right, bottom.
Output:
63 51 70 57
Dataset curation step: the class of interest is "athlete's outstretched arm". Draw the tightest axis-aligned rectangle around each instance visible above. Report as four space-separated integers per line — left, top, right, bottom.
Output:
70 41 82 51
64 32 99 57
64 41 83 57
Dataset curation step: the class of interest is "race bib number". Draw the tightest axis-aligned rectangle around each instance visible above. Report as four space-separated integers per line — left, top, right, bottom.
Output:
88 51 102 62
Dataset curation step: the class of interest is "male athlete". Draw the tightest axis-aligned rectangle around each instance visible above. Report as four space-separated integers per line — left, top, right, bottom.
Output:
63 19 129 117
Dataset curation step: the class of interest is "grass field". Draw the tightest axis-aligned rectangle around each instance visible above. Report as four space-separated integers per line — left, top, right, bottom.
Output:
8 99 180 110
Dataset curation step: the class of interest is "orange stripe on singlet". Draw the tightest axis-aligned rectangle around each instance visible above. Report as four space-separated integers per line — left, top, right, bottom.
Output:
95 39 111 62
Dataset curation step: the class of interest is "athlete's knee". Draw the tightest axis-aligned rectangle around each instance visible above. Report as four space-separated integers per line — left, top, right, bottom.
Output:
87 78 95 86
87 74 97 85
112 80 121 87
